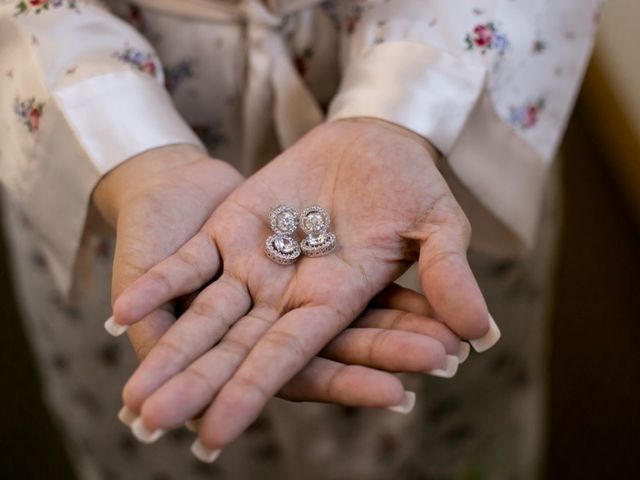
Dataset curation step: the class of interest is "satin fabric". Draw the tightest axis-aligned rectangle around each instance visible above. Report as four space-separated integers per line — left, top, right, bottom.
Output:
0 0 602 295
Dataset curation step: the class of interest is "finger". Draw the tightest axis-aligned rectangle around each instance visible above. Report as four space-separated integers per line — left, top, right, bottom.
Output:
189 358 416 462
134 304 279 432
183 357 412 435
417 222 498 352
116 306 176 428
320 327 454 375
112 231 221 330
371 284 434 316
278 357 407 408
195 305 356 450
122 272 251 413
352 308 469 361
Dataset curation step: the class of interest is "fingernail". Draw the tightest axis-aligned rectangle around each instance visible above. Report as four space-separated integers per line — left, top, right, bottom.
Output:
104 315 128 337
469 314 501 353
456 342 471 364
427 355 459 378
118 405 138 427
386 390 416 414
185 418 202 433
191 439 222 463
131 417 165 444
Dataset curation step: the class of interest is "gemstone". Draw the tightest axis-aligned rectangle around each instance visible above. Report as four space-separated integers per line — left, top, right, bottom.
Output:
276 212 296 233
303 212 325 234
274 235 296 254
307 234 325 246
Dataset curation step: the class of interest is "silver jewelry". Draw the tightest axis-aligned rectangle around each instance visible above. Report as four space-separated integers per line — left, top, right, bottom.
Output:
299 205 336 257
265 204 301 265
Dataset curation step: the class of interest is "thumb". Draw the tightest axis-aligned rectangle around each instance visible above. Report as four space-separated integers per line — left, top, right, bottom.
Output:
415 200 500 353
104 216 179 359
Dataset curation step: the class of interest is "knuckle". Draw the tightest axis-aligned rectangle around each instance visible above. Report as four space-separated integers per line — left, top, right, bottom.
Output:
146 268 174 296
232 373 270 404
217 335 252 358
182 367 216 397
421 248 463 273
324 364 349 401
188 299 218 320
154 338 189 366
368 329 393 364
176 246 209 285
263 330 308 363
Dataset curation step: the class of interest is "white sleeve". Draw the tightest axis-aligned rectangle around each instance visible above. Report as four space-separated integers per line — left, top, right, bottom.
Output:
327 0 603 252
0 0 203 296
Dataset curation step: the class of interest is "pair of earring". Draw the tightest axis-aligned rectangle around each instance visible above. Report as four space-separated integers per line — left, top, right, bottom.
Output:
265 204 336 265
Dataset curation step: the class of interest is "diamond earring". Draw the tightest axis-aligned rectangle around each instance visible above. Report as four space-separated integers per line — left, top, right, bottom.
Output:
265 204 301 265
299 205 336 257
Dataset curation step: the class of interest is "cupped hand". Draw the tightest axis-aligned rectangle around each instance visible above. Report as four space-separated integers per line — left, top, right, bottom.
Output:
94 143 464 433
113 119 498 458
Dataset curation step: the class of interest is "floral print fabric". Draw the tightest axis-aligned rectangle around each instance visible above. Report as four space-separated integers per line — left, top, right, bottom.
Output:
0 0 601 479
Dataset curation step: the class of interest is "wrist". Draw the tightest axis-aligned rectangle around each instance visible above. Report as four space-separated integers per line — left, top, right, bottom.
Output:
331 117 440 163
92 144 208 227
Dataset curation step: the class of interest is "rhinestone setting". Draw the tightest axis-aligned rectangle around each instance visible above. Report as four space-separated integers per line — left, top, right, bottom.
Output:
270 204 299 236
300 205 336 257
265 234 301 264
265 204 301 265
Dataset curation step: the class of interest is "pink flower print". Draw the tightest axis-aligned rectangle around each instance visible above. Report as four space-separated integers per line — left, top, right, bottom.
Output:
29 106 41 131
345 4 364 34
14 97 45 133
15 0 78 16
141 60 156 76
473 24 492 48
509 97 546 130
113 47 159 79
465 22 508 55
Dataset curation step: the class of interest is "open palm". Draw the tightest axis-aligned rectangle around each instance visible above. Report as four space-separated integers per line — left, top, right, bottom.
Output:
114 119 497 457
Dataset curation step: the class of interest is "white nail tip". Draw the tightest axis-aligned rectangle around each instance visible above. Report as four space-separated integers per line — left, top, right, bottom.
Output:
185 418 202 433
131 417 165 444
469 314 501 353
191 440 221 463
386 391 416 414
104 316 128 336
428 355 459 378
456 342 471 364
118 406 138 427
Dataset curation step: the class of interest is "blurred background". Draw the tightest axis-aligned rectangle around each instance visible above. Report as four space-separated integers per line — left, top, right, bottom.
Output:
1 1 639 479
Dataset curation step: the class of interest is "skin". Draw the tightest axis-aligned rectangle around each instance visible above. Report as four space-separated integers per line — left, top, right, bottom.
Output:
92 136 464 417
108 118 490 453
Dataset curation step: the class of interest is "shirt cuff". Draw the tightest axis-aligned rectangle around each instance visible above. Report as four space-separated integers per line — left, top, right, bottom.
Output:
327 41 487 154
37 70 203 297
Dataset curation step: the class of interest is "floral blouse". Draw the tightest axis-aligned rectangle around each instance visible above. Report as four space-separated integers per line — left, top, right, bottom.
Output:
0 0 604 296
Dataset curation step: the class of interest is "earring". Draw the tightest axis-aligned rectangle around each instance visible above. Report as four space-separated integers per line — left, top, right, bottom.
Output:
299 205 336 257
265 204 301 265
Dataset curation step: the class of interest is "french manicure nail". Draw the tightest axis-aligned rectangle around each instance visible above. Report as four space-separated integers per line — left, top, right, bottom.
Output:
118 405 138 427
185 418 202 433
427 355 459 378
104 316 128 337
469 314 501 353
131 417 165 444
386 390 416 414
191 439 222 463
456 342 471 364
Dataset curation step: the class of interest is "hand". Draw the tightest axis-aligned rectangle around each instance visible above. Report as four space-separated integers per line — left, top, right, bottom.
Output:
113 119 498 458
94 143 462 428
93 144 243 359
